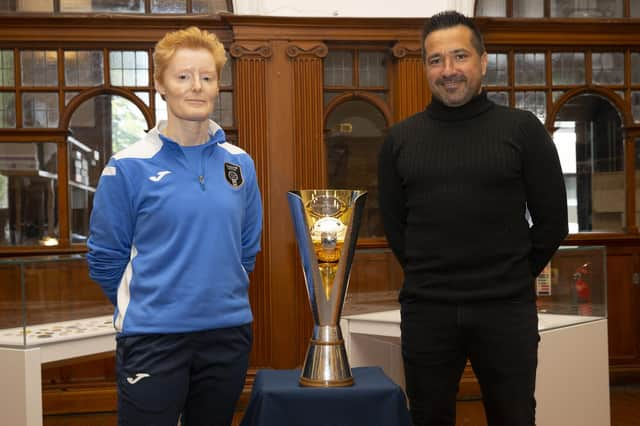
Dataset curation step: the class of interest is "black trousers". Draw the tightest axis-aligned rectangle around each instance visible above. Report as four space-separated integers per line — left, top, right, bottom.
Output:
401 299 539 426
115 324 252 426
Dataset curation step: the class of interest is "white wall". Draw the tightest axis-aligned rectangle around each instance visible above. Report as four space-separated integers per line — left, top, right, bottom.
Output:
233 0 475 17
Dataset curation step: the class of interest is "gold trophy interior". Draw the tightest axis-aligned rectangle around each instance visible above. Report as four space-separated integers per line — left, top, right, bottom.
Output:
288 189 366 388
308 195 350 301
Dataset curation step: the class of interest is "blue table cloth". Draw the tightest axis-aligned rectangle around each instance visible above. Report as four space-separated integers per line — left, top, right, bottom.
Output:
240 366 412 426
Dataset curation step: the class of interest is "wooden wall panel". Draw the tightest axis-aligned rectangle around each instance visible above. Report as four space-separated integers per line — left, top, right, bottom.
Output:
231 43 273 368
392 42 430 122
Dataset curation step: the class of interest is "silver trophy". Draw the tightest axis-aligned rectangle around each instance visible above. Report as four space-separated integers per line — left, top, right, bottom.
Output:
287 189 367 387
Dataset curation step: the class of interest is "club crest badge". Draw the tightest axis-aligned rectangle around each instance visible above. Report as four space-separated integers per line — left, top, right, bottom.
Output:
224 162 244 188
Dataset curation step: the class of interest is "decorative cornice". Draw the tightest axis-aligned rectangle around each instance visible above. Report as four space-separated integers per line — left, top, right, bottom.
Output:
285 42 328 59
229 42 272 59
392 42 422 59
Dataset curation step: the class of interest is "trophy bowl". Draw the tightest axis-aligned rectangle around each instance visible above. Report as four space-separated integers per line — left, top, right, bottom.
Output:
287 189 367 387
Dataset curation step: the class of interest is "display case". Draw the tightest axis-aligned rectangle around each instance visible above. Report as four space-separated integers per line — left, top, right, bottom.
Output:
340 245 610 426
344 245 608 325
0 254 116 426
535 245 607 329
0 254 113 348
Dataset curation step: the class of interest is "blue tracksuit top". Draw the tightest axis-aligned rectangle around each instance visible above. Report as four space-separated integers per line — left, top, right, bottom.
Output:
87 120 262 336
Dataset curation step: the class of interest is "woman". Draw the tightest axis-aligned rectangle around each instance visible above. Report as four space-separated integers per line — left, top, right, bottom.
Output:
87 27 262 426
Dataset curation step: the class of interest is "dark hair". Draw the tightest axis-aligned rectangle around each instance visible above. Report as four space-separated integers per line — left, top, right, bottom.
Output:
421 10 485 62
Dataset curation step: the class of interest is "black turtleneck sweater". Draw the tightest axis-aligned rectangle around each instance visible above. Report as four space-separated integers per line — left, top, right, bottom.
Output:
378 92 568 303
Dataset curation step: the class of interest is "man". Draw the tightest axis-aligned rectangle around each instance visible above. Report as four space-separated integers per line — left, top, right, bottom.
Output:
378 10 568 426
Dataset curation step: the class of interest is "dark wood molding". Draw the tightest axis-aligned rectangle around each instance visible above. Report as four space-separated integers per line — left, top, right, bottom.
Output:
0 15 232 44
476 17 640 46
229 42 273 59
391 41 422 59
285 42 328 59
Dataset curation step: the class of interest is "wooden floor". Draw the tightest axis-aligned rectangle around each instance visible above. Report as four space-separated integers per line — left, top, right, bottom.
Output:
43 384 640 426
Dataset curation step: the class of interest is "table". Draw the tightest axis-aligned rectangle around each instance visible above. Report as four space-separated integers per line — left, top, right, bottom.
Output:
0 315 116 426
240 366 412 426
341 310 611 426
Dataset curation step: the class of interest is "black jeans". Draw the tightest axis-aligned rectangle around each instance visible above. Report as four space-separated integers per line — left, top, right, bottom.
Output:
116 324 252 426
401 299 539 426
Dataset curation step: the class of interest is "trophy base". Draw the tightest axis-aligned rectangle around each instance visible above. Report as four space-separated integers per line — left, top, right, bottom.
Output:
299 375 354 387
299 337 354 387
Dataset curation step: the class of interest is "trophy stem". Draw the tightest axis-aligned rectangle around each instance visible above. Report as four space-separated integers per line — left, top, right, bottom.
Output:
299 325 354 387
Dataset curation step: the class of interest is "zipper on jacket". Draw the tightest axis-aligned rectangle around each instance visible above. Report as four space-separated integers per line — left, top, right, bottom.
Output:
198 147 207 191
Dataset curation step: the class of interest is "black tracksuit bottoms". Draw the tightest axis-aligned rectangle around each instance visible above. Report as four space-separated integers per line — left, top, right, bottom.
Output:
115 324 252 426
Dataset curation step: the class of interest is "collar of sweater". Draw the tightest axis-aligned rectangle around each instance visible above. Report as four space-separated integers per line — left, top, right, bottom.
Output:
425 90 494 122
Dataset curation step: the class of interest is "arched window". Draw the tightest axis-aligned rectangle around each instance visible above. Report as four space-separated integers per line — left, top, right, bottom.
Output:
552 93 624 232
67 94 147 243
325 99 387 238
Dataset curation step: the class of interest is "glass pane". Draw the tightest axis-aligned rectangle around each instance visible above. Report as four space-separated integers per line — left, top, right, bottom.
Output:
0 142 59 246
551 0 623 17
485 53 508 86
476 0 506 16
324 51 353 87
61 0 144 12
64 51 104 87
553 90 566 103
513 0 543 17
515 53 546 86
155 92 168 122
7 0 53 11
209 91 233 127
553 94 624 233
220 53 232 87
631 53 640 84
633 0 640 16
65 91 79 105
358 51 387 88
109 50 149 87
324 92 339 106
20 50 57 87
68 95 147 242
515 91 546 122
0 50 14 86
592 52 624 85
325 100 387 238
193 0 229 13
135 91 150 105
151 0 186 13
633 92 640 123
0 92 16 128
552 53 585 85
487 91 509 106
22 93 59 128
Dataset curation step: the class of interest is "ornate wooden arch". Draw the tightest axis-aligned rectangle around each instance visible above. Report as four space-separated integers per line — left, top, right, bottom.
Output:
60 86 154 131
547 86 631 131
323 91 393 126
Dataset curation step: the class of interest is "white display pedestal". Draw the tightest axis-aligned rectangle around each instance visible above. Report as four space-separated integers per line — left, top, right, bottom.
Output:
0 315 116 426
341 310 610 426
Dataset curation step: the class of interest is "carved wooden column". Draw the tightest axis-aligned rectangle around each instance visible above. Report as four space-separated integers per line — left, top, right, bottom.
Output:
230 42 273 368
392 42 430 122
287 42 328 189
286 41 328 362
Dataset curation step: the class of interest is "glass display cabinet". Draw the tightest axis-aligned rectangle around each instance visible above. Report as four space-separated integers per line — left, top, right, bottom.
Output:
0 254 113 348
535 245 607 327
0 254 115 426
340 245 610 426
